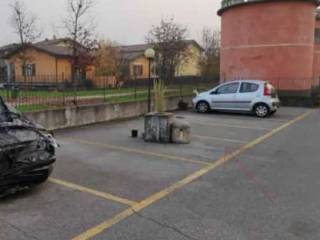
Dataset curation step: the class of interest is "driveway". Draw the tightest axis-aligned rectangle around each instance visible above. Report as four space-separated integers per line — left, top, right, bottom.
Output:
0 107 319 240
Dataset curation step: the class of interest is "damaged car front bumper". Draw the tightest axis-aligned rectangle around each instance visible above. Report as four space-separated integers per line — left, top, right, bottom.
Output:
0 97 57 198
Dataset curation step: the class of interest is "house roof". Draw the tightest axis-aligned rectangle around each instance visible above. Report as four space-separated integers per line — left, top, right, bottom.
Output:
0 38 83 59
1 38 203 61
0 44 21 58
120 43 153 53
120 40 203 61
34 38 74 57
119 43 153 61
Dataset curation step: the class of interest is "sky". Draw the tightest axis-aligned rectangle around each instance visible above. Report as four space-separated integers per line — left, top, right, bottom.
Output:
0 0 221 46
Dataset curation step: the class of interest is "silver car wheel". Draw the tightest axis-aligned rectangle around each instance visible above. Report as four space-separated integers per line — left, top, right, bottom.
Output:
197 102 209 113
255 104 269 118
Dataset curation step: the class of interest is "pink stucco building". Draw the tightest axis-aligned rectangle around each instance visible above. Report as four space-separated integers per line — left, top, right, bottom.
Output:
218 0 320 101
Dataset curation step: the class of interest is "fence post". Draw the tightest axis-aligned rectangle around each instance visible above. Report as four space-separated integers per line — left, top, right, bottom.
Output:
134 78 137 100
104 77 107 102
179 78 183 100
73 75 77 106
5 77 9 101
62 73 65 107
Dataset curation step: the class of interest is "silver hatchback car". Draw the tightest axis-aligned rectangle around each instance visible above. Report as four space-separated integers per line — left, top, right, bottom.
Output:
192 80 280 117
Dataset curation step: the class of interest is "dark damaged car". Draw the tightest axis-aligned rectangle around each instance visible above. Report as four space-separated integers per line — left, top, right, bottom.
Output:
0 97 57 198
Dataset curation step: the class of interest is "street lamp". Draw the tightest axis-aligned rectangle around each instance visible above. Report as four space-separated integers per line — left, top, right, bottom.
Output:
144 48 155 112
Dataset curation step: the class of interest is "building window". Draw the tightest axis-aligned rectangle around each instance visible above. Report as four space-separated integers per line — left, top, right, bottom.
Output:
23 64 36 76
133 65 143 77
315 28 320 44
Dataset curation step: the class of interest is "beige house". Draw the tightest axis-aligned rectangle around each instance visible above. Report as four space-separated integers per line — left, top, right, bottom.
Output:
0 38 94 83
120 40 203 79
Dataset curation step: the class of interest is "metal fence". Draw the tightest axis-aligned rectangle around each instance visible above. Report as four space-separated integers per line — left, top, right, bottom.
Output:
1 73 317 112
0 74 219 112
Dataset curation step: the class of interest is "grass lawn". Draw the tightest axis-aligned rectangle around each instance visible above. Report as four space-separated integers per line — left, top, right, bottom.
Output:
1 83 214 113
16 104 52 112
0 83 213 99
0 87 148 98
107 92 149 104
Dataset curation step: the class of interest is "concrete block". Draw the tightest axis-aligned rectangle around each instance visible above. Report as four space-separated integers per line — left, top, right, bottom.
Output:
171 117 191 144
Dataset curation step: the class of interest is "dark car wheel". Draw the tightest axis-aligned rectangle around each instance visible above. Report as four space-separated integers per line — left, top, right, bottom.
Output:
254 104 270 118
196 101 210 113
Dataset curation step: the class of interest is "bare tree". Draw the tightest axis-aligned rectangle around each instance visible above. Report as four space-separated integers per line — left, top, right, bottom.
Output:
10 0 41 80
11 1 40 45
199 28 220 83
146 18 189 83
64 0 96 82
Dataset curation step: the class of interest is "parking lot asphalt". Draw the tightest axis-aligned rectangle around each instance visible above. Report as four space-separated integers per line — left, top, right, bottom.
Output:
1 107 319 240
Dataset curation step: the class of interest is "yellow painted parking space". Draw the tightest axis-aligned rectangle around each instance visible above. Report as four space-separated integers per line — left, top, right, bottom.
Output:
186 112 289 123
63 138 211 166
71 110 314 240
194 121 270 130
193 134 248 144
49 178 137 207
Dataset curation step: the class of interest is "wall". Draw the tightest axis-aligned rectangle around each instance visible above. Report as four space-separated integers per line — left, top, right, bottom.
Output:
25 96 193 131
56 58 72 81
220 1 317 92
8 48 73 82
130 56 150 79
9 48 56 80
177 44 202 77
128 43 202 80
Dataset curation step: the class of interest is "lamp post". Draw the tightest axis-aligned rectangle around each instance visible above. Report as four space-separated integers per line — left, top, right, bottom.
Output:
144 48 155 112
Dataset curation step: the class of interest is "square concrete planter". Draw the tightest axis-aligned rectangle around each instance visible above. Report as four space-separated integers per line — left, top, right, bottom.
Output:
144 112 173 143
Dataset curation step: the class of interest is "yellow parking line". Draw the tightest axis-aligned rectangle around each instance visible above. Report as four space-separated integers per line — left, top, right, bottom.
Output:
193 135 247 144
71 110 313 240
49 178 137 207
187 113 288 123
64 138 211 166
195 121 270 130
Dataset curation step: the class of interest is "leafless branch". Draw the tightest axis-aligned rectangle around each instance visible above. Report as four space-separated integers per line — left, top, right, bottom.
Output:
10 0 41 81
146 18 189 83
64 0 94 45
10 0 41 45
64 0 96 81
199 27 220 81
